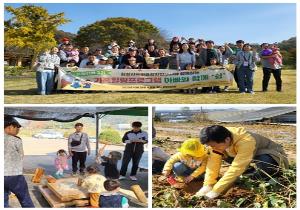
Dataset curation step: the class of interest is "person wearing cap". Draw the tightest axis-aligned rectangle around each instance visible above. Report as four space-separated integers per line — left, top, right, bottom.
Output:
119 121 148 181
95 56 113 69
4 116 34 207
196 125 289 199
120 47 146 69
162 138 208 186
58 37 70 48
68 123 91 176
128 40 136 49
79 55 99 68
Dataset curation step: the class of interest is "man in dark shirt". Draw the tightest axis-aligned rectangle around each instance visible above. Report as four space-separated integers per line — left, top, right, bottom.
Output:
154 49 169 69
120 47 146 69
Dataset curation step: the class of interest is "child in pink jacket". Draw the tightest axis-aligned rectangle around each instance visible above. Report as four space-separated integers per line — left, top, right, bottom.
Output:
54 149 69 178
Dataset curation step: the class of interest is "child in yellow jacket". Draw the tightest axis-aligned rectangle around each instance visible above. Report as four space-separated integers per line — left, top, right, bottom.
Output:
162 138 208 185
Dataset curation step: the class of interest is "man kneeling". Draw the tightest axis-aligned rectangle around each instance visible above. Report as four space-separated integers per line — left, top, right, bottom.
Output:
196 125 288 199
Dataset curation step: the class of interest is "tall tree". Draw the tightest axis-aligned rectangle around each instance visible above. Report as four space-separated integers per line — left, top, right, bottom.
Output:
74 17 168 49
4 5 70 68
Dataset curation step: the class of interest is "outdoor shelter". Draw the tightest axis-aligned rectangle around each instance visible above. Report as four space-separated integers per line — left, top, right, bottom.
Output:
4 106 148 155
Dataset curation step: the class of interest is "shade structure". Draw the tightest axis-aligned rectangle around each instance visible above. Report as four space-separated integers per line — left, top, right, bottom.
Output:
5 106 148 156
4 107 148 122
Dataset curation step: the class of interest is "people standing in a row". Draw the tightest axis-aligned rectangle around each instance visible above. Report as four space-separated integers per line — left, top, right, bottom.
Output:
35 36 284 95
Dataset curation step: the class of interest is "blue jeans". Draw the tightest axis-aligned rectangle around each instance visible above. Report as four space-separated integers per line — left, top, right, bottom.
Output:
225 154 279 179
36 70 55 95
237 66 254 92
4 175 34 208
173 162 194 177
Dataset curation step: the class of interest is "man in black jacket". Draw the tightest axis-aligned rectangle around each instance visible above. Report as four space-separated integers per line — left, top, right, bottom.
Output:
119 121 148 181
120 47 146 69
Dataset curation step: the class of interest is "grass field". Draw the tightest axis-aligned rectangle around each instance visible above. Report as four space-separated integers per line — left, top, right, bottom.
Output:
4 69 296 104
152 121 296 208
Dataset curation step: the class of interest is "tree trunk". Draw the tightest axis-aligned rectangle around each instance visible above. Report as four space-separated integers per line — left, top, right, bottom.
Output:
30 51 38 70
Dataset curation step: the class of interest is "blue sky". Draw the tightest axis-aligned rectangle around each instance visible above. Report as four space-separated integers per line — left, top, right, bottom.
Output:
4 3 296 44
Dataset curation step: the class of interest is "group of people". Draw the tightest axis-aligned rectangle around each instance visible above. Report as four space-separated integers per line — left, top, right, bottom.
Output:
4 117 148 208
35 37 283 95
153 125 288 199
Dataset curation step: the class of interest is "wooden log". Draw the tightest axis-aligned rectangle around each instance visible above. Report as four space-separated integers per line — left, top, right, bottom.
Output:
32 168 44 183
130 185 148 203
47 177 89 202
39 185 89 208
46 176 57 183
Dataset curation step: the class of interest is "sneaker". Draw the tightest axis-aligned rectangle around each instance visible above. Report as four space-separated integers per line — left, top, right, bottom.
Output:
249 91 255 95
53 174 61 179
119 176 126 180
71 172 77 176
224 87 229 92
129 176 138 181
80 171 85 176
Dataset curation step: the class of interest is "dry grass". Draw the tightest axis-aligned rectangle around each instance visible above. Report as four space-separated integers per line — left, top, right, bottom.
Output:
152 122 296 208
4 69 296 104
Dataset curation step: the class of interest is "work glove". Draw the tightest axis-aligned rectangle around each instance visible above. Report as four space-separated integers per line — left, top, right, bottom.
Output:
194 185 212 197
205 190 220 199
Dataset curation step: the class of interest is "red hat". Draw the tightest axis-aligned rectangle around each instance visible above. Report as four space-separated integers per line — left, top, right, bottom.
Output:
62 37 69 42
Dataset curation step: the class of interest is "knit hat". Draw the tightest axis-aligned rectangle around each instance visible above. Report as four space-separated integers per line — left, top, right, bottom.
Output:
178 138 207 158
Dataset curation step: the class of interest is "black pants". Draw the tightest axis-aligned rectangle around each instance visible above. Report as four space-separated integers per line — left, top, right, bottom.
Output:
71 151 87 173
152 160 166 175
225 154 279 179
262 67 282 91
120 149 144 176
233 68 239 87
4 175 35 208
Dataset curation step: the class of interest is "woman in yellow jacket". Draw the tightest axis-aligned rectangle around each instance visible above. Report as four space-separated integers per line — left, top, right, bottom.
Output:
162 138 208 185
196 125 289 199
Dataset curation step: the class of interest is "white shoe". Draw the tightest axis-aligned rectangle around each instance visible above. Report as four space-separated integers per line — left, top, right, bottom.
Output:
119 176 126 180
129 176 138 181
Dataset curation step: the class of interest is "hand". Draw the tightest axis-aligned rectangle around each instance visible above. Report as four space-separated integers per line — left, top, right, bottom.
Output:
87 151 91 156
192 67 195 70
69 152 73 157
205 191 220 199
162 170 171 177
194 185 212 197
184 175 194 183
